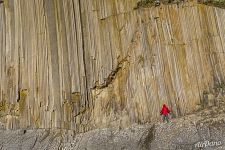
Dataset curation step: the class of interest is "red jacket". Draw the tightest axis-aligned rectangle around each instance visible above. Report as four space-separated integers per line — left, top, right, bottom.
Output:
160 104 170 115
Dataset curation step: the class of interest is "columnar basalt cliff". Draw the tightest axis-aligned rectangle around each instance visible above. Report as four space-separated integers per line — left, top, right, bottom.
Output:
0 0 225 134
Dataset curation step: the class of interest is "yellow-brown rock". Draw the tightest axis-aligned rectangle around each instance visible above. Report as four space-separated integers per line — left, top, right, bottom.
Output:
0 0 225 133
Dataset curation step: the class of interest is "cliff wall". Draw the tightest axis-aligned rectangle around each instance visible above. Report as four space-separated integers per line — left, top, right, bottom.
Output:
0 0 225 132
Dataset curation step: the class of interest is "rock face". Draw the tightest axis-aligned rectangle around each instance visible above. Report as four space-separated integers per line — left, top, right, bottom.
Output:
0 0 225 133
0 107 225 150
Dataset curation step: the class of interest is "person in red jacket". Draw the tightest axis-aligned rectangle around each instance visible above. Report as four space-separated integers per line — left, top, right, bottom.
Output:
160 104 170 123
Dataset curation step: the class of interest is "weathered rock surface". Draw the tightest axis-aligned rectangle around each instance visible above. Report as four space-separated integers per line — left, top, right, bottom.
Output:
0 106 225 150
1 0 225 149
1 0 225 136
0 124 154 150
137 0 225 9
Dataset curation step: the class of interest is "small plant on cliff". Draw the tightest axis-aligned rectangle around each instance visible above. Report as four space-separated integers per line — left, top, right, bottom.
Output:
136 0 155 8
199 0 225 8
135 0 186 9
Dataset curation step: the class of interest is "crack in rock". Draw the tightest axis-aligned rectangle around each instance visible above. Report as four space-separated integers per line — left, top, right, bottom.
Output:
92 57 130 90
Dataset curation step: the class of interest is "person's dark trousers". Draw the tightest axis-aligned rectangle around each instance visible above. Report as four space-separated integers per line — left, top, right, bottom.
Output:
163 114 169 123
